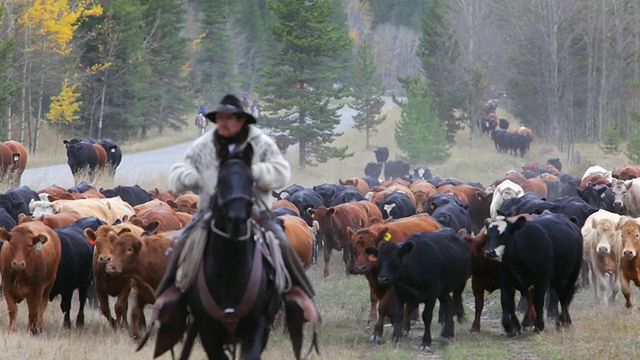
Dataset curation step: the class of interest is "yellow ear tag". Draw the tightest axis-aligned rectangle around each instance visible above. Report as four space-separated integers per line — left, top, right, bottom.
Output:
384 232 392 241
483 228 488 235
310 213 315 218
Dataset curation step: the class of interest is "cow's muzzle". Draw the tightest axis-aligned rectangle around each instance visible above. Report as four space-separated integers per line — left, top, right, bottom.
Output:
623 248 637 258
105 263 121 274
11 260 26 271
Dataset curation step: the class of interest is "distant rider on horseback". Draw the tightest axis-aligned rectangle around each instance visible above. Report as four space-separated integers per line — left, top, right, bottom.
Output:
153 94 318 339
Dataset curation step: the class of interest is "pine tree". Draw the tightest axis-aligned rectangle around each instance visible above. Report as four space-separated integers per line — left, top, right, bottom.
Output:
257 0 352 168
0 4 20 138
351 40 386 149
191 0 234 106
625 110 640 163
415 0 463 142
394 76 450 164
600 122 621 154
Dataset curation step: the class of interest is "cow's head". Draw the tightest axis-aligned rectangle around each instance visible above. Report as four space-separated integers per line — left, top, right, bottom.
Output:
106 232 141 275
459 228 488 264
591 217 617 255
618 216 640 259
85 226 122 265
0 225 49 272
366 240 413 286
484 215 527 262
611 180 631 211
348 225 390 273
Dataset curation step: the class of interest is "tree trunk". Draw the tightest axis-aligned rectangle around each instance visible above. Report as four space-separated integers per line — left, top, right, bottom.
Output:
298 109 306 169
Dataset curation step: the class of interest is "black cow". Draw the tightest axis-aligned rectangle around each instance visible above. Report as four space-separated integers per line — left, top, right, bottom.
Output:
491 129 510 152
366 228 470 349
378 192 415 219
0 186 39 222
424 193 467 215
364 161 382 179
498 193 553 217
384 160 410 180
330 187 365 206
271 184 305 200
99 185 150 207
312 183 346 207
431 202 472 233
498 118 510 130
510 133 531 157
272 206 299 217
51 216 105 328
437 178 464 187
478 118 497 135
99 139 122 174
288 189 324 226
0 208 16 231
484 212 582 336
548 196 598 228
68 181 93 193
577 184 614 212
362 175 380 188
374 146 389 166
547 158 563 172
413 166 432 180
63 138 98 178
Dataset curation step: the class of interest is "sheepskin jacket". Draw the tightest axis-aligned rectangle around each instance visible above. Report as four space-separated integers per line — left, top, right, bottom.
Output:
169 124 291 211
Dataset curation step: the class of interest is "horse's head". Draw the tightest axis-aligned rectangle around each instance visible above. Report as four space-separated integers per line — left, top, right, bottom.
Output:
212 143 255 239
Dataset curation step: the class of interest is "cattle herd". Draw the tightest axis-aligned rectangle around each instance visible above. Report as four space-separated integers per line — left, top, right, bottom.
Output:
3 134 640 354
477 103 535 158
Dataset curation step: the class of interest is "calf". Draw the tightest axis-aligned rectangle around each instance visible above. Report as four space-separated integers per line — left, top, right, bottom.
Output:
618 216 640 308
106 230 174 339
0 221 62 333
484 212 582 336
84 223 144 328
409 180 437 213
167 193 199 215
366 228 470 350
50 218 103 328
581 210 622 306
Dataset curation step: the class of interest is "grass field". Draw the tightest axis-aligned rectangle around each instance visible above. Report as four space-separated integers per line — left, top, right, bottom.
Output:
8 103 640 359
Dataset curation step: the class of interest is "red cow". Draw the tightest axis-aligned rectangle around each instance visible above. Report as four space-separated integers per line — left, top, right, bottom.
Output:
339 178 370 196
613 166 640 181
128 206 192 232
353 200 383 219
307 202 369 277
618 216 640 308
454 184 491 235
147 188 176 202
4 140 27 187
279 214 314 268
580 174 611 189
107 230 174 339
521 177 548 198
167 193 198 214
522 161 541 172
272 199 300 216
0 221 62 333
92 144 108 169
410 180 437 213
18 211 82 229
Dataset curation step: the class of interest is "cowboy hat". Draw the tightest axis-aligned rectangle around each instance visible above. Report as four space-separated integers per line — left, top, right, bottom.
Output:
204 94 256 124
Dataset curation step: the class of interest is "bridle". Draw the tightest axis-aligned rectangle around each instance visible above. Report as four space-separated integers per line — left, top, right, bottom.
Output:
210 192 254 241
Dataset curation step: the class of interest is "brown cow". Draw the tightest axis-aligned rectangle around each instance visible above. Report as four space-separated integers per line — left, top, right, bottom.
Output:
454 184 490 235
92 143 108 169
84 223 145 328
580 174 611 189
521 177 548 198
522 161 541 172
618 216 640 308
339 177 370 196
308 203 369 277
539 173 559 184
544 164 561 175
36 185 70 201
0 141 16 181
0 221 62 333
4 140 27 187
133 199 172 214
436 184 469 205
167 193 199 214
613 166 640 181
279 214 314 268
272 199 300 216
369 185 416 207
18 211 82 229
517 126 534 147
348 214 441 339
106 230 174 339
69 187 106 199
491 172 527 188
410 180 437 213
147 188 176 202
128 206 192 232
354 200 383 219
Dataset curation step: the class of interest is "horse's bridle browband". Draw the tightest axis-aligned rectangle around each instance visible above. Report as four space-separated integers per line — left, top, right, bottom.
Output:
211 193 256 241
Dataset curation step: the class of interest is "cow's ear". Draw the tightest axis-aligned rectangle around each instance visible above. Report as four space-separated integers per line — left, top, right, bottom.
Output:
0 228 11 242
364 246 378 262
271 190 280 199
510 216 528 232
117 228 132 236
131 238 142 253
496 209 507 217
346 226 355 238
626 180 634 189
576 188 583 196
167 200 178 210
84 229 96 245
143 221 160 234
591 217 599 229
307 208 316 218
617 216 631 230
475 190 487 201
457 228 468 238
397 242 414 259
339 179 345 185
376 226 390 241
34 234 48 245
17 213 28 223
328 207 336 216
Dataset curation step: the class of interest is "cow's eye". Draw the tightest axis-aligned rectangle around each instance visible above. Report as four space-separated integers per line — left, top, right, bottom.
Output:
127 247 133 253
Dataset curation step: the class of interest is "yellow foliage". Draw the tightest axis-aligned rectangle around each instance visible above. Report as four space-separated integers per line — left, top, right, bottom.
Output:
19 0 103 54
46 79 83 124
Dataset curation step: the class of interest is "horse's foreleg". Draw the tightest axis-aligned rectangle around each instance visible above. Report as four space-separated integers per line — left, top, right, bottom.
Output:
241 317 271 360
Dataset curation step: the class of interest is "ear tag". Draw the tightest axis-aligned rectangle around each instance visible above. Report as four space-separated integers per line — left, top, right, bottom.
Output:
36 242 43 251
310 213 315 218
384 232 392 241
483 228 488 235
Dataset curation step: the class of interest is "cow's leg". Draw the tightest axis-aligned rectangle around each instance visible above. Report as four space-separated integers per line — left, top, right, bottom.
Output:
4 284 18 332
546 290 559 320
76 284 89 328
368 286 378 323
115 283 132 328
390 293 405 343
419 294 438 350
323 246 331 278
438 292 455 344
452 285 465 324
533 287 547 333
96 282 116 327
521 288 536 328
342 244 352 275
592 263 607 306
620 273 634 308
60 291 73 328
402 303 417 336
26 291 41 334
609 269 621 304
580 260 590 288
470 278 484 332
500 286 520 337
